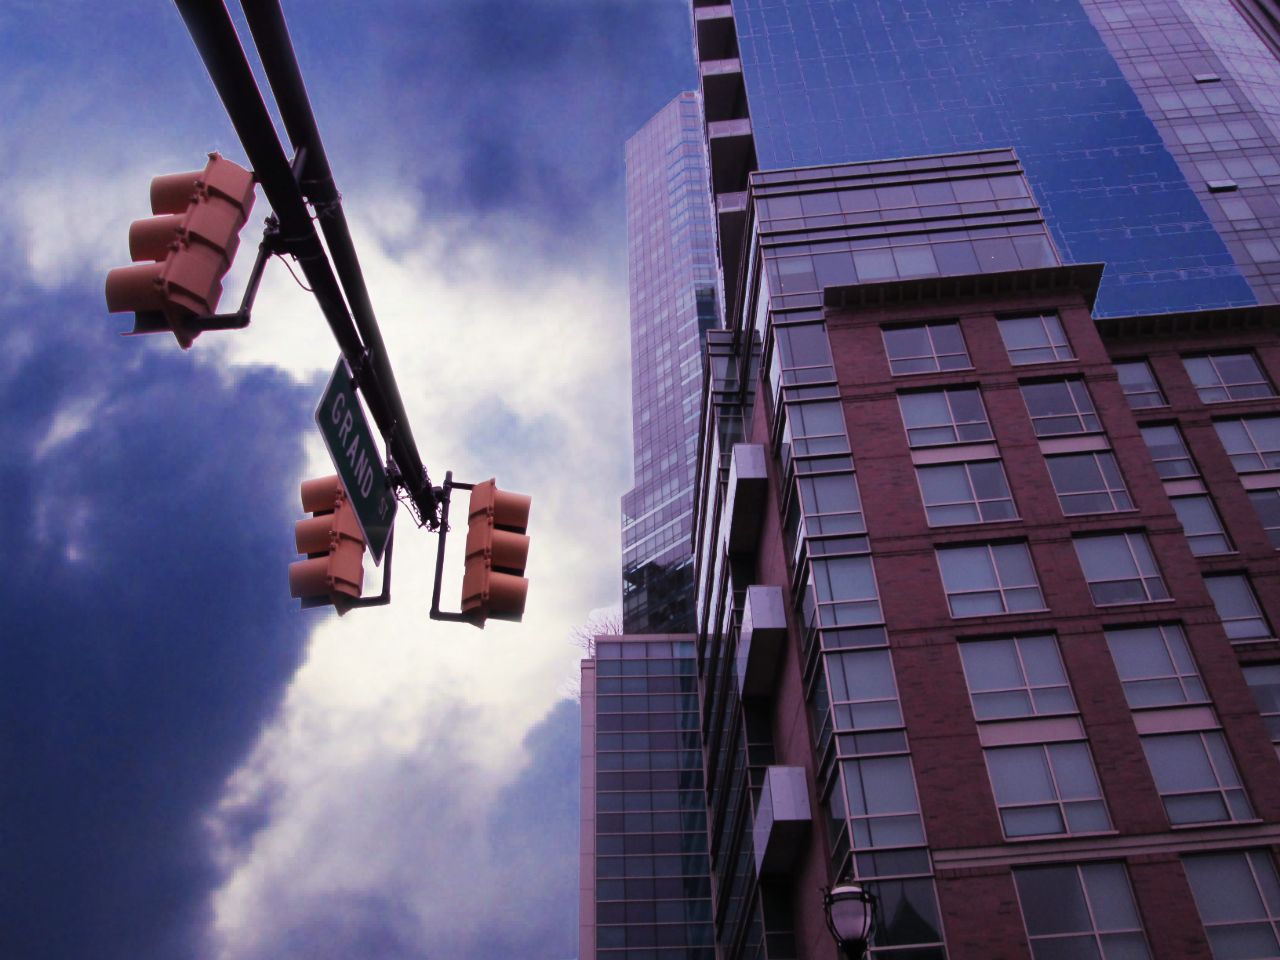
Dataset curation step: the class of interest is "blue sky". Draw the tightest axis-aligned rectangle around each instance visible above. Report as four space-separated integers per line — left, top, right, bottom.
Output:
0 2 694 957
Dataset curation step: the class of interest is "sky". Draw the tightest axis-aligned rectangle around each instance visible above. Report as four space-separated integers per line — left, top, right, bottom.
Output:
0 2 695 958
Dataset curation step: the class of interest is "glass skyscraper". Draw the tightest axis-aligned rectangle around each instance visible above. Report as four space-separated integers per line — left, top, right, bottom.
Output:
622 92 721 634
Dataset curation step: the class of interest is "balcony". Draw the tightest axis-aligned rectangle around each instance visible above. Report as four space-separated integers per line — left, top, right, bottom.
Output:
737 585 787 699
724 443 767 555
708 117 756 196
694 4 737 63
700 58 746 124
753 765 812 876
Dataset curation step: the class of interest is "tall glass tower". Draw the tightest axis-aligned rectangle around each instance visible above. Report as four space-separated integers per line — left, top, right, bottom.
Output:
622 91 721 634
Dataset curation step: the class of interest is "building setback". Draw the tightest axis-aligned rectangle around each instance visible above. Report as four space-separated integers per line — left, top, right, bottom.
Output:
682 1 1280 959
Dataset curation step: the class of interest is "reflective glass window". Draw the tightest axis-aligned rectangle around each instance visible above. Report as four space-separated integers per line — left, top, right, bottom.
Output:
998 313 1073 365
916 459 1017 525
883 321 971 376
959 634 1075 720
937 541 1044 617
1116 360 1166 409
1205 574 1273 641
1021 379 1101 436
1142 731 1252 825
1171 495 1234 556
1105 623 1207 709
827 649 903 731
1184 353 1274 403
1046 451 1133 515
1140 424 1198 479
1247 489 1280 548
985 742 1110 837
1215 416 1280 472
840 755 925 849
1073 532 1169 605
1184 851 1280 960
1015 863 1151 960
1243 665 1280 753
899 387 993 447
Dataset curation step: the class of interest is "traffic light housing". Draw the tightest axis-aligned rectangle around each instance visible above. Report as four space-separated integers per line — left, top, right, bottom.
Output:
105 152 255 349
289 475 365 614
461 479 530 627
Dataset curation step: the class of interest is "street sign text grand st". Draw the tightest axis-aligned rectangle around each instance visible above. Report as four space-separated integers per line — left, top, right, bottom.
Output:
316 358 396 564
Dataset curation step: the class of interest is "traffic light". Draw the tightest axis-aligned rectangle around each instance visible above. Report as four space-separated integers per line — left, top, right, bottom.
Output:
105 152 255 349
461 479 530 627
289 475 365 614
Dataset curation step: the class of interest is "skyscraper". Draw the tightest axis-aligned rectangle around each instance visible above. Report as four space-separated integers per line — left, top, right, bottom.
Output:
622 92 721 634
684 1 1280 959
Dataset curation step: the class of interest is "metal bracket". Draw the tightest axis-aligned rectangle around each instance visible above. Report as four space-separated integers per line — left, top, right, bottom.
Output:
429 471 475 623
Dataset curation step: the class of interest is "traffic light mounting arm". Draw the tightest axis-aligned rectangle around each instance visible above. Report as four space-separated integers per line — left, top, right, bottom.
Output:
429 471 472 624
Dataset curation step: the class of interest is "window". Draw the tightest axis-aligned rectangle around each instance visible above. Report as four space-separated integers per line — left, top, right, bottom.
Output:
1184 851 1280 960
1171 495 1233 556
838 755 925 848
1104 623 1207 708
1214 416 1280 472
803 555 883 628
1184 352 1274 403
986 742 1110 837
1073 532 1170 605
1140 423 1198 478
1046 451 1134 515
1020 379 1101 436
899 387 993 447
1116 360 1166 409
937 542 1045 617
1015 863 1151 960
1248 489 1280 548
883 321 971 375
998 313 1074 365
772 323 835 386
916 460 1017 525
1142 730 1252 825
826 649 903 731
790 474 866 540
959 634 1075 720
780 400 849 473
1205 574 1273 641
1243 664 1280 751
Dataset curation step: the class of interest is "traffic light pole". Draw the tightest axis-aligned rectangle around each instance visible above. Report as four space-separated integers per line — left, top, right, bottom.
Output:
172 0 439 527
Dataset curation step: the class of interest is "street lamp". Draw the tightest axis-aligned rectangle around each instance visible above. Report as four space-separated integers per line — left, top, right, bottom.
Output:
823 880 877 960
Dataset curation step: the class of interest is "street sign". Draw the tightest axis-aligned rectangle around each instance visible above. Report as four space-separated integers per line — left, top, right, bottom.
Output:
315 358 397 564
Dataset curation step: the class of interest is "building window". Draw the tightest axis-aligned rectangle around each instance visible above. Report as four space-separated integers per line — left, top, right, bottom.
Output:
1015 863 1151 960
1142 730 1252 825
1020 378 1101 436
1205 574 1273 641
826 649 903 731
1184 352 1274 403
1171 495 1234 556
958 634 1075 720
1104 623 1207 708
998 313 1074 365
1214 415 1280 472
1243 665 1280 754
1184 851 1280 960
779 400 849 473
883 321 971 375
1140 423 1198 479
899 387 993 447
1247 489 1280 548
1116 360 1167 409
985 742 1110 837
803 555 883 628
1046 451 1134 515
837 755 925 848
937 541 1045 617
916 460 1017 525
772 323 836 386
1073 532 1169 605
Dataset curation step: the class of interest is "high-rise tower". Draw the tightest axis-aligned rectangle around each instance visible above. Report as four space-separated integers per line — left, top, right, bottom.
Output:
684 2 1280 959
622 92 721 634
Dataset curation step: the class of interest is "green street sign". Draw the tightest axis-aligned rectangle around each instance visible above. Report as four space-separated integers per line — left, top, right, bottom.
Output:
315 358 397 564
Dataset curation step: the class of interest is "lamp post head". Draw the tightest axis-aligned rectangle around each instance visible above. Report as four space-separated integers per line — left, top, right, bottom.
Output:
823 881 876 960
